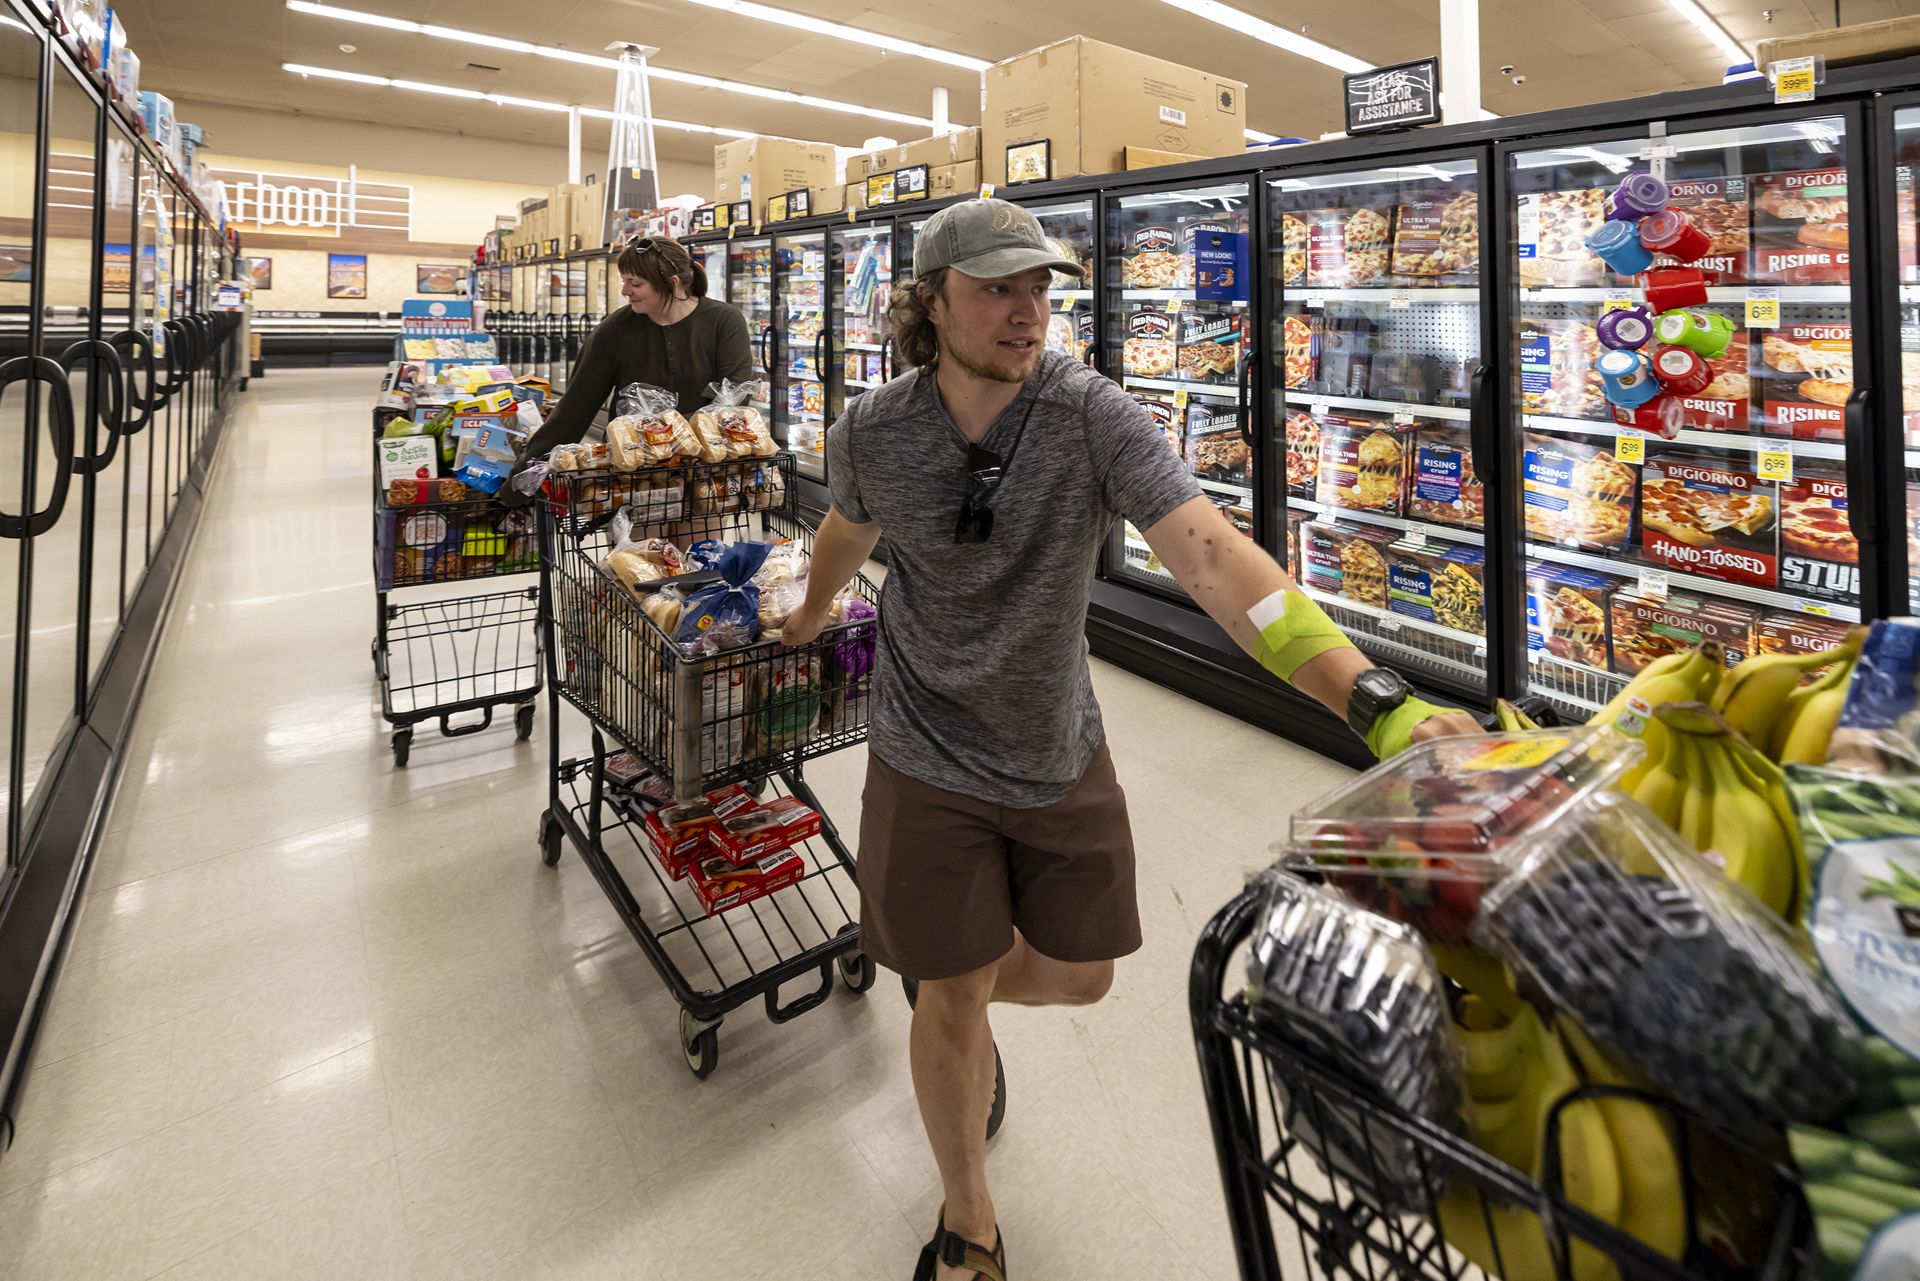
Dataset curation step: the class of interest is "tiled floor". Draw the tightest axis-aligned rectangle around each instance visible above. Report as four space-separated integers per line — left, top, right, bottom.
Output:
0 367 1356 1281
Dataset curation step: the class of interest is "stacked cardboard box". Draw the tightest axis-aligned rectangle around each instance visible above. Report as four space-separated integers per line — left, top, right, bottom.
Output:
713 135 837 223
845 128 982 183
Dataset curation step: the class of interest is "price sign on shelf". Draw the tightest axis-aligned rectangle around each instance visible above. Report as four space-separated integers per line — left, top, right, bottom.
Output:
978 183 995 200
1393 409 1416 426
1401 528 1428 549
1306 295 1325 309
1173 388 1190 409
1637 567 1671 599
1309 398 1328 416
1746 288 1780 329
1389 289 1413 310
1758 447 1794 484
1615 433 1646 465
1380 615 1403 634
1774 56 1818 104
1167 295 1183 313
1803 602 1833 617
1602 290 1636 315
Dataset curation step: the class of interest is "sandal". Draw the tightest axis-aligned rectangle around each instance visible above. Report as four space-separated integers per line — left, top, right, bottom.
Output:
911 1208 1006 1281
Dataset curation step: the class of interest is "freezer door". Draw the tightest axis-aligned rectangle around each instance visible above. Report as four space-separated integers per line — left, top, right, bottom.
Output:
0 3 37 876
1022 199 1095 361
1896 109 1920 612
830 222 893 427
1508 116 1861 724
728 236 774 423
774 231 827 479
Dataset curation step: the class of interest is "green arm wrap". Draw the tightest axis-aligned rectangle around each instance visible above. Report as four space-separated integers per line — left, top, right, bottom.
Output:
1250 589 1357 683
1366 696 1450 760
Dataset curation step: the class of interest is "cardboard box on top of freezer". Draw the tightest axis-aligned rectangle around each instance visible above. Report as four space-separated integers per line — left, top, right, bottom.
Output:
928 161 980 200
1124 145 1211 170
1757 14 1920 69
571 185 604 249
848 129 982 181
813 183 846 215
980 36 1246 187
713 136 837 213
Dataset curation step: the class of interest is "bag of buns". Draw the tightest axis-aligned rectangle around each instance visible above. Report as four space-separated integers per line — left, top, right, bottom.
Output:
605 550 666 598
642 587 684 636
694 379 777 459
608 383 699 467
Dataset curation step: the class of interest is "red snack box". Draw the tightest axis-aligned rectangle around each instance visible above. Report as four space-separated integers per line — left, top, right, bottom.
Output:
1757 320 1852 442
1778 468 1861 607
709 806 793 866
760 795 823 846
1637 448 1780 590
691 847 806 916
1751 168 1850 285
642 810 714 881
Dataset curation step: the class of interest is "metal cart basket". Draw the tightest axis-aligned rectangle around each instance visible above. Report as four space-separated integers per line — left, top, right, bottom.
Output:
1188 887 1813 1281
535 454 882 1077
371 410 543 765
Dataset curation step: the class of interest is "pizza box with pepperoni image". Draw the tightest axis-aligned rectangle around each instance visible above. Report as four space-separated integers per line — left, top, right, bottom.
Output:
1522 432 1638 552
1119 224 1181 290
1750 167 1850 285
1526 560 1630 671
1305 205 1392 289
1316 413 1408 516
1387 539 1487 637
1406 425 1483 530
1653 316 1753 434
1279 211 1309 287
1286 508 1309 580
1515 187 1607 288
1637 447 1779 589
1390 190 1479 285
1651 177 1751 283
1281 313 1315 389
1185 399 1251 486
1284 410 1321 500
1176 310 1243 385
1518 316 1606 422
1756 320 1852 442
1777 467 1861 607
1609 589 1757 675
1130 388 1185 459
1301 521 1399 611
1121 309 1178 378
1754 612 1854 676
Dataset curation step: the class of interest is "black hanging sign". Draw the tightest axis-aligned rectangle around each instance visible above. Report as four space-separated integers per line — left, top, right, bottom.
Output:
1343 57 1440 134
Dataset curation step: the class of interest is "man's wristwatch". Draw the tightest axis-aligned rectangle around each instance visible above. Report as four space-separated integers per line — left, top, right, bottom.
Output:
1346 667 1412 738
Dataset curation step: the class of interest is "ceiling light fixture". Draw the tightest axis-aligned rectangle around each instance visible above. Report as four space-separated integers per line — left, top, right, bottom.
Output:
1661 0 1748 65
1244 128 1282 144
287 1 934 127
673 0 990 71
1155 0 1368 74
281 63 753 134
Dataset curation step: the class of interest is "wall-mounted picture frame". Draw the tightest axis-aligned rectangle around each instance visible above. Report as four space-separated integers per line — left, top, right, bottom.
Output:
103 243 131 293
327 253 367 299
415 263 465 295
245 256 272 290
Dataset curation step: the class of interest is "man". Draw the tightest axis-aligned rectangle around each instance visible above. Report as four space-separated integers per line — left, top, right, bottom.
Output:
781 199 1477 1281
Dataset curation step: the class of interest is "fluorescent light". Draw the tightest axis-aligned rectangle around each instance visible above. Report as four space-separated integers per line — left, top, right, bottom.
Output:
283 62 390 86
290 1 933 127
1663 0 1747 64
283 63 751 133
392 79 487 99
1157 0 1367 74
674 0 990 72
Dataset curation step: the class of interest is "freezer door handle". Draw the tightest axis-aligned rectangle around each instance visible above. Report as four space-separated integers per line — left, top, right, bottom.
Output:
1843 387 1876 545
0 356 77 539
1468 365 1494 490
1238 354 1253 446
60 339 125 474
109 329 155 436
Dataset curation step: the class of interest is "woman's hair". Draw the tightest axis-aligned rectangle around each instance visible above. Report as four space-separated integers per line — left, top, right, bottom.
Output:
615 238 708 298
888 268 948 370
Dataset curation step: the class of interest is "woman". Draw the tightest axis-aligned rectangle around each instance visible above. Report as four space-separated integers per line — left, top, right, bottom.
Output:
521 237 756 458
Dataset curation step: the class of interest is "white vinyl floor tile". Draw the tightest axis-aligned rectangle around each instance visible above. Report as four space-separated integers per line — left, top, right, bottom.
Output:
0 368 1356 1280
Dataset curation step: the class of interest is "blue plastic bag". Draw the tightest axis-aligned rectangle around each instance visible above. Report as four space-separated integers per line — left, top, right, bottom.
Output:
674 542 772 654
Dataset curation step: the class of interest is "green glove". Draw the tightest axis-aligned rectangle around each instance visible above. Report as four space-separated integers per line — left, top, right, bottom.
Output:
1365 695 1454 760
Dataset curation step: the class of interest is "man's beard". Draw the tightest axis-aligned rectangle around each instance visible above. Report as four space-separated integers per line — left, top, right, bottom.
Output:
944 331 1042 384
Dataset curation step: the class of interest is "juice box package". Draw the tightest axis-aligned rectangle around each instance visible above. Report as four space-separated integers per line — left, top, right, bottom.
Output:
1637 448 1780 590
1387 540 1486 637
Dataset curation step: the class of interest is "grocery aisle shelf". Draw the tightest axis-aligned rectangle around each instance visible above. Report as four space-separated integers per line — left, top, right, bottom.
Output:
1286 286 1481 303
1119 289 1249 303
1286 392 1471 422
1125 375 1241 400
1197 478 1251 499
1302 587 1488 652
1523 541 1861 620
844 342 886 351
1521 285 1849 304
1288 499 1485 546
1526 414 1847 460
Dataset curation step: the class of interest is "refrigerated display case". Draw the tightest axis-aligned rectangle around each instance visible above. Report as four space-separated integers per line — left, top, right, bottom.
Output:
1894 104 1920 613
830 222 892 423
1104 180 1255 597
1272 157 1493 700
729 234 773 425
1030 199 1096 362
1504 114 1866 722
775 230 827 476
691 239 726 306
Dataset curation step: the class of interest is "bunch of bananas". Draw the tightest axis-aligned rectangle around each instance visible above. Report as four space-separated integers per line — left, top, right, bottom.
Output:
1435 949 1686 1274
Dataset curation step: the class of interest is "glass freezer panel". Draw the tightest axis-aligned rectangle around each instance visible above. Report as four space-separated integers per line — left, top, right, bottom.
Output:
1510 116 1859 724
1271 159 1488 696
132 156 158 576
693 241 727 303
1898 109 1920 612
829 222 892 427
1104 182 1254 597
0 12 34 867
728 236 773 424
775 232 827 478
1028 200 1096 362
91 124 135 685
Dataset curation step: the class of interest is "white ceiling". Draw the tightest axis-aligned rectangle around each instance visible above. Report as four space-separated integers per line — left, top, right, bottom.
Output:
108 0 1920 177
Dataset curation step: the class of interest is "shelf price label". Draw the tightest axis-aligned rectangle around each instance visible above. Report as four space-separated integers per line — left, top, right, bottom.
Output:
1393 410 1416 427
1803 602 1833 616
978 183 996 200
1774 56 1818 104
1758 447 1793 483
1308 398 1328 416
1401 528 1428 549
1637 567 1671 599
1615 433 1646 465
1746 288 1780 329
1306 295 1325 309
1389 289 1413 310
1172 388 1190 409
1601 290 1636 315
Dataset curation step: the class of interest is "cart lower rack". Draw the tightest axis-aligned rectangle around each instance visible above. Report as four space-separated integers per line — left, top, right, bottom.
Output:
535 456 881 1076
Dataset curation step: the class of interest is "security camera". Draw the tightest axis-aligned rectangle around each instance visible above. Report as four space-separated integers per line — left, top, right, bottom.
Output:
1499 65 1515 75
1513 74 1527 85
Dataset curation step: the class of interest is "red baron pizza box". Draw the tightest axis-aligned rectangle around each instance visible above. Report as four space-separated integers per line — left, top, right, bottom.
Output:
1129 389 1184 458
1754 612 1854 677
1184 400 1251 486
1300 521 1398 611
1284 410 1320 500
1654 177 1751 284
1674 322 1753 434
691 846 805 916
1608 590 1757 676
1778 468 1862 607
1407 426 1483 530
1120 310 1177 378
1316 413 1408 516
1117 224 1180 290
642 812 712 880
1757 320 1852 442
1637 448 1780 590
1750 168 1851 285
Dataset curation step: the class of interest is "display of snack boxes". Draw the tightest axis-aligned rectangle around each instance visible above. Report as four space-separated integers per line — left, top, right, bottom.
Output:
1389 191 1479 285
1130 389 1184 458
1756 319 1852 441
1656 177 1751 283
1609 589 1757 674
1176 310 1242 384
1387 540 1486 636
1302 521 1399 611
1522 433 1638 551
1750 167 1850 285
1777 467 1862 606
1284 410 1320 500
1406 426 1483 530
1121 308 1178 378
1637 447 1781 589
1184 400 1250 485
1518 316 1606 421
1526 560 1629 671
1316 414 1408 516
1515 187 1607 288
1305 206 1392 288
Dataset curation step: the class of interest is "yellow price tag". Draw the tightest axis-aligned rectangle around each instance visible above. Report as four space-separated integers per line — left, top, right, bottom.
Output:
1173 388 1190 409
1615 433 1646 464
727 225 737 239
753 223 763 236
1758 447 1793 483
1804 602 1832 616
848 209 857 222
1601 290 1635 315
1167 296 1183 313
979 183 996 200
1774 56 1817 104
1746 288 1780 329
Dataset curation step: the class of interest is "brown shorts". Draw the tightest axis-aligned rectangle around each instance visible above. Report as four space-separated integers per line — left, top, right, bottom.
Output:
855 743 1141 981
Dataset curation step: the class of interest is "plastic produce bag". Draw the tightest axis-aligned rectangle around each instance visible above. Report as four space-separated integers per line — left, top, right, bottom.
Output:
685 540 730 572
1243 867 1464 1211
1827 618 1920 776
673 541 771 654
1477 789 1861 1140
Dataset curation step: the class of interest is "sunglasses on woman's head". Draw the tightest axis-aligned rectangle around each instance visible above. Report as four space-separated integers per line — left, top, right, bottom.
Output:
954 444 1004 544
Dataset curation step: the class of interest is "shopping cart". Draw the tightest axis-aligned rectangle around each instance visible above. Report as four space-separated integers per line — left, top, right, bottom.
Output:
371 410 544 766
1188 886 1814 1281
535 455 882 1078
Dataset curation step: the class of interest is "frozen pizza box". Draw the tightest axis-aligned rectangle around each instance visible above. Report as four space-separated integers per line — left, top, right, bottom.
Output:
1278 211 1308 287
1406 425 1483 530
1525 560 1630 670
1637 447 1780 590
1390 190 1479 285
1756 319 1852 442
1301 521 1399 611
1910 481 1920 605
1175 310 1243 385
1901 165 1918 283
1305 205 1392 289
1286 508 1309 580
1609 590 1758 675
1778 467 1862 607
1903 316 1920 446
1387 539 1487 636
1674 321 1754 435
1515 187 1607 289
1118 223 1182 290
1183 399 1250 486
1755 612 1854 676
1523 432 1637 552
1654 177 1751 284
1316 413 1407 516
1281 312 1315 390
1284 409 1321 500
1120 309 1178 378
1129 388 1184 459
1751 167 1850 286
1518 316 1606 422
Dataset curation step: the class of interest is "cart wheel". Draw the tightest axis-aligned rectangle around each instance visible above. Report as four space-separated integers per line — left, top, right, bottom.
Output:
515 703 536 741
539 811 564 868
391 728 412 767
837 951 876 995
679 1009 720 1080
743 774 769 798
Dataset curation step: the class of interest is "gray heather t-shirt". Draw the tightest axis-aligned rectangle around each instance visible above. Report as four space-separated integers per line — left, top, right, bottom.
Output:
826 350 1203 808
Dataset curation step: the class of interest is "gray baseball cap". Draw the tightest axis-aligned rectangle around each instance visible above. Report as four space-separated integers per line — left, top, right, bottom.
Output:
913 198 1085 280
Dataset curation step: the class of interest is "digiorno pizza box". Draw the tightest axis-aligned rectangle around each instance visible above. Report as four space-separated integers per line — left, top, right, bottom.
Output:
1655 177 1751 284
1778 467 1861 606
1637 447 1780 590
1301 521 1398 611
1130 389 1185 459
1407 426 1483 530
1284 410 1321 500
1316 413 1408 516
1667 313 1753 434
1387 539 1487 637
1755 612 1853 669
1757 319 1851 442
1516 187 1607 288
1750 167 1850 286
1526 560 1630 670
1523 432 1638 552
1609 589 1757 675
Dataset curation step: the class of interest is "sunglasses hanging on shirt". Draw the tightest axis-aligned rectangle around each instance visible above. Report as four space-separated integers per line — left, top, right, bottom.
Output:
951 367 1053 546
